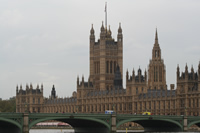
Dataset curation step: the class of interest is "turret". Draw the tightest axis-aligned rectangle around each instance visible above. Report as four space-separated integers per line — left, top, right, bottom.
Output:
90 24 95 42
100 22 105 39
30 83 33 90
126 69 129 81
36 84 39 89
198 61 200 81
185 64 188 78
41 84 43 92
26 84 29 90
107 25 112 38
152 28 161 60
77 76 79 86
177 64 180 80
144 69 147 81
138 68 142 82
20 84 22 90
51 85 56 99
117 23 122 42
132 68 135 80
16 85 18 93
82 75 84 82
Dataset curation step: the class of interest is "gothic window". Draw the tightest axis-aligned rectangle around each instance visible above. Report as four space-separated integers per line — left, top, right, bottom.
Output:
110 61 113 73
135 103 137 110
154 67 156 82
136 88 138 94
154 101 156 109
142 87 143 92
193 99 195 107
159 67 162 82
129 103 132 110
189 99 191 107
98 62 100 73
33 98 35 104
106 61 109 73
106 86 109 90
38 98 40 104
140 102 142 110
124 104 126 111
110 86 113 90
38 108 40 113
197 100 199 107
114 61 116 72
156 67 158 82
155 50 157 57
149 102 151 109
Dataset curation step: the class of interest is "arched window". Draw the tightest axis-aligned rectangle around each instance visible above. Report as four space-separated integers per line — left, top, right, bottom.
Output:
106 86 109 90
114 61 116 72
110 61 113 73
155 50 157 57
106 61 109 73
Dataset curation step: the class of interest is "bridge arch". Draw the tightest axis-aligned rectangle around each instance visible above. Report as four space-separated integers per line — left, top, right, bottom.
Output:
117 117 183 132
0 117 22 133
29 116 110 133
188 120 200 128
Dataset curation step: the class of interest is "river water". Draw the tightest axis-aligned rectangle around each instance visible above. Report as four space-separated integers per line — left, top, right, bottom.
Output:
30 129 199 133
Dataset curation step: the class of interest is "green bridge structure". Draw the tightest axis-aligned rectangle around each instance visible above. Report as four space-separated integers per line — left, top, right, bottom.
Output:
0 113 200 133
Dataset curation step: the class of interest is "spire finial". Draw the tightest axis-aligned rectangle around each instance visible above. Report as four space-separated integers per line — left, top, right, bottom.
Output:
155 28 158 40
105 2 107 28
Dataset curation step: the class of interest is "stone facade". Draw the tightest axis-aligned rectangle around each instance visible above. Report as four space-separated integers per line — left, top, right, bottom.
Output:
16 84 43 113
16 23 200 116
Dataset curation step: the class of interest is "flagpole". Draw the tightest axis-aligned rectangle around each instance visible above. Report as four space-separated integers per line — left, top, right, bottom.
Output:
105 2 107 29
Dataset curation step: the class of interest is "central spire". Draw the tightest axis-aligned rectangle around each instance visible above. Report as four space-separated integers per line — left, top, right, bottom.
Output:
155 28 159 45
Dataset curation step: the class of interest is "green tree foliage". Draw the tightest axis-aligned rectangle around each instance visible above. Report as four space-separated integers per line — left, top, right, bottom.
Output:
0 97 16 112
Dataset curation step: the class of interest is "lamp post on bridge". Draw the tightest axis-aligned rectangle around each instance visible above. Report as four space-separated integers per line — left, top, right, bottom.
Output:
184 107 187 116
112 104 115 113
24 102 28 113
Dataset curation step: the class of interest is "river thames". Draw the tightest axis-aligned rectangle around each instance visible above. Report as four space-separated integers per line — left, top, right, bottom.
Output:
30 129 199 133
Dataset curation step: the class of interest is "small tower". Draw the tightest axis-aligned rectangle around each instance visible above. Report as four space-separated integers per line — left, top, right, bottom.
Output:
126 69 129 81
77 76 79 86
100 22 105 40
51 85 56 99
185 63 188 79
177 64 180 81
90 24 95 42
16 85 18 94
132 68 135 81
41 84 43 93
148 29 166 90
198 61 200 81
117 23 122 42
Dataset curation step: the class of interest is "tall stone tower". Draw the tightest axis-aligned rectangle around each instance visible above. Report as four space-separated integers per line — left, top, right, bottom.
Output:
89 23 123 91
148 29 167 90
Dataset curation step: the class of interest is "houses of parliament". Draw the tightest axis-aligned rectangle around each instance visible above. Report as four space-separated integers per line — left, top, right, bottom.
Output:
16 21 200 116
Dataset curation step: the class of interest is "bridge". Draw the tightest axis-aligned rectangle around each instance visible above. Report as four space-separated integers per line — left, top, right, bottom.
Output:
0 113 200 133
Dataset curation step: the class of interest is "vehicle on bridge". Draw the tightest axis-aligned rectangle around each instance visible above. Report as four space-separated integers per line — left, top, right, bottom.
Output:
105 110 114 114
142 111 152 115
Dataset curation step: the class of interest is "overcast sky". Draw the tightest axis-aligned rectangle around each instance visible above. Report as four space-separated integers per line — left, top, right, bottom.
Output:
0 0 200 99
